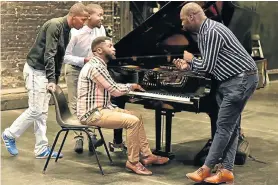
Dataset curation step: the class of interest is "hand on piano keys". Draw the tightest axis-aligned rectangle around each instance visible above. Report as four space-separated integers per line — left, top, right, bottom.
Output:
130 84 145 92
183 51 194 62
172 58 190 70
127 91 192 104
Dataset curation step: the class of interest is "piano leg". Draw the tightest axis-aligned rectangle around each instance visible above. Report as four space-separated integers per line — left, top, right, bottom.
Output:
165 111 173 154
153 109 175 160
155 109 161 151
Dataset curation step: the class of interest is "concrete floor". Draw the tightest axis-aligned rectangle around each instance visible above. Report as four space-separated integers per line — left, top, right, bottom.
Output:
1 82 278 185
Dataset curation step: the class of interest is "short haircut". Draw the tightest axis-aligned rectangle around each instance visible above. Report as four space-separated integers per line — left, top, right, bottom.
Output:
181 2 205 17
86 4 103 14
69 2 87 16
91 36 112 51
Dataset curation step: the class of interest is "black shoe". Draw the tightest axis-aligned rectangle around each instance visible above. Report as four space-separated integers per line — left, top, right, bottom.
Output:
194 139 212 166
113 142 127 151
88 134 104 152
109 140 127 153
74 136 84 154
194 136 250 166
235 135 250 165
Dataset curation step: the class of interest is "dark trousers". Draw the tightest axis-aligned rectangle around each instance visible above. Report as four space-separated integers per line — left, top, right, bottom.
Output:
204 72 258 171
109 68 139 144
205 82 242 139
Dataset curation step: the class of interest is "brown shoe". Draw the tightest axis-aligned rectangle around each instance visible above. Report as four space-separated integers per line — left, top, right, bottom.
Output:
126 161 152 175
204 169 234 184
186 167 211 183
141 154 169 166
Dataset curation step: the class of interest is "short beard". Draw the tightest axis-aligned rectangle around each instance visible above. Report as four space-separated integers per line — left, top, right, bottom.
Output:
184 25 198 33
105 53 116 61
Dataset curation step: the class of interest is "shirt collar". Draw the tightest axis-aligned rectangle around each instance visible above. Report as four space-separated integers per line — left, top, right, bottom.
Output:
82 25 95 33
198 18 209 34
93 55 107 66
62 16 71 32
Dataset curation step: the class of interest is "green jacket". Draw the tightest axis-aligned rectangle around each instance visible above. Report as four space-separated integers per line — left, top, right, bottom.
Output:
26 16 70 84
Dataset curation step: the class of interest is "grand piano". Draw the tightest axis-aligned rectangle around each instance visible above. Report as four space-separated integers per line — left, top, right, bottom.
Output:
109 1 257 159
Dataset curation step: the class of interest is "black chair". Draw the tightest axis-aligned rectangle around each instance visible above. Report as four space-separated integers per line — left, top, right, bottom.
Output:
42 85 113 175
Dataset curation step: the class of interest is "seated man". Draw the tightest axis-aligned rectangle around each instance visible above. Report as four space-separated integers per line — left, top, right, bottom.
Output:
76 36 169 175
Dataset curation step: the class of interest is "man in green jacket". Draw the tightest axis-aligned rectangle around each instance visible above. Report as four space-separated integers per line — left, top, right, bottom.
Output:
2 2 88 159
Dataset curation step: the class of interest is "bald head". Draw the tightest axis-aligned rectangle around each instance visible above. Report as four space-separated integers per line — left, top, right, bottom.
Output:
181 2 205 17
180 2 206 32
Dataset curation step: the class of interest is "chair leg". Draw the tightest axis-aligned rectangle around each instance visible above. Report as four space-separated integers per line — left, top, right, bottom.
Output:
97 128 113 164
43 129 63 174
55 130 69 162
84 130 104 175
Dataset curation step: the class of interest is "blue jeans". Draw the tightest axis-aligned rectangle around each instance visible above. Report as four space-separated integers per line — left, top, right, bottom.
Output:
204 72 258 171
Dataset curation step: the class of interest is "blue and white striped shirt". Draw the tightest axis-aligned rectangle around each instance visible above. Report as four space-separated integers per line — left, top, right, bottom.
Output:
190 18 257 81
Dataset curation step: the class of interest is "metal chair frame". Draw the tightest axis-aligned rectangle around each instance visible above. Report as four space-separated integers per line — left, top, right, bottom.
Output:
42 85 113 175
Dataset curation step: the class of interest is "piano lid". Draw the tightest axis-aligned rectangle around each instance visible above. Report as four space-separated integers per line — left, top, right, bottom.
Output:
114 1 198 58
114 1 257 59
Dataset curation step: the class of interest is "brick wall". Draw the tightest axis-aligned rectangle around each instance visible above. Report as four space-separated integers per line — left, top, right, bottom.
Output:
1 1 121 89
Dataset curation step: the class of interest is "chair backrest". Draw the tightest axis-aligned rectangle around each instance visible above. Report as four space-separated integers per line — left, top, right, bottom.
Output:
49 85 72 126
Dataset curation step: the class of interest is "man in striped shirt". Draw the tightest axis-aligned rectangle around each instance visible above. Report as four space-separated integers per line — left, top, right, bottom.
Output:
77 36 169 175
175 2 258 184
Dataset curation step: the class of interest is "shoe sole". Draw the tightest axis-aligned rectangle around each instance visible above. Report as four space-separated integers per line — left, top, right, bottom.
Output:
185 174 202 183
141 159 170 166
1 134 18 156
125 167 153 176
204 180 234 184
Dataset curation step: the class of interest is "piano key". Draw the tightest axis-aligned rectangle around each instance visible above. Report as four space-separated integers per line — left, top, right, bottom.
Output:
128 91 192 104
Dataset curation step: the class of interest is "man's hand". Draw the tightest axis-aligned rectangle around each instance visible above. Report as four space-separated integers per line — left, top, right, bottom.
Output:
84 56 93 64
47 82 56 92
131 84 145 92
173 58 189 70
183 51 194 62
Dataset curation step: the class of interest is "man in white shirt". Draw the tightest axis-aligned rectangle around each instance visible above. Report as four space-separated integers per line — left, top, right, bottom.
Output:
64 4 126 153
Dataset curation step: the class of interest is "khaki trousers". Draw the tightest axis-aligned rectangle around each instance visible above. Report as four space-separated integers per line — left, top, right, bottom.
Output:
84 108 152 163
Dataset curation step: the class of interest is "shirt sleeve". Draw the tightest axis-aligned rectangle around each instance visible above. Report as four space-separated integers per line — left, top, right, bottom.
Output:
63 35 85 67
191 30 224 73
44 23 61 84
89 63 131 97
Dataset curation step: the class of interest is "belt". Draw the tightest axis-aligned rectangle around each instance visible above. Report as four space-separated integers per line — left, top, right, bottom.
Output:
69 64 82 69
244 70 258 76
236 70 257 77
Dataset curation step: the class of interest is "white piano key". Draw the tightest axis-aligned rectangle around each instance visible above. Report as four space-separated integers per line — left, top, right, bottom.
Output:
128 91 192 104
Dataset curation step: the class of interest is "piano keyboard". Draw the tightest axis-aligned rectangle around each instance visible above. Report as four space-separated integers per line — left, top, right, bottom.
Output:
128 91 193 104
